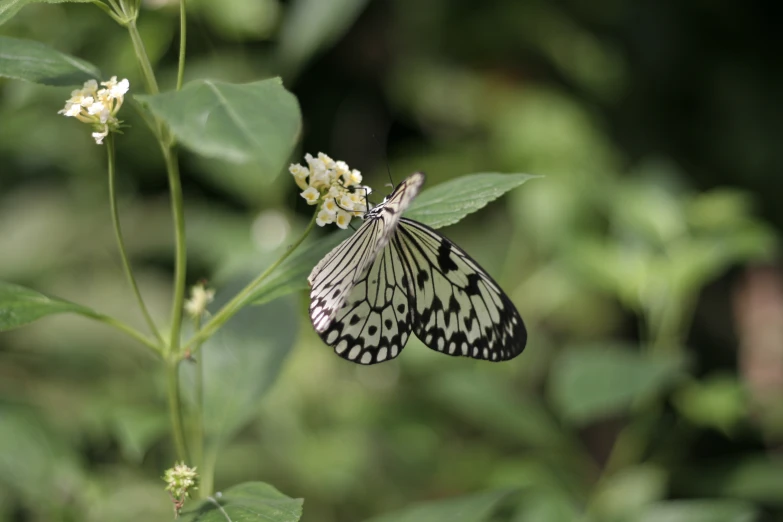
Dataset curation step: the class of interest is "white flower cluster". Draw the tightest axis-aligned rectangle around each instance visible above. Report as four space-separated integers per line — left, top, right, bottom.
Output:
58 76 130 145
290 153 372 229
184 283 215 319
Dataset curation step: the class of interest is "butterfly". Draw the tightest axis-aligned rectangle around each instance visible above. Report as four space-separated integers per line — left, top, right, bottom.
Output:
307 172 526 364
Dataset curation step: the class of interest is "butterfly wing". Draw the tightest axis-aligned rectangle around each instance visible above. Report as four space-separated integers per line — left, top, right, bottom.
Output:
318 239 414 364
394 218 526 361
308 219 383 333
308 172 425 335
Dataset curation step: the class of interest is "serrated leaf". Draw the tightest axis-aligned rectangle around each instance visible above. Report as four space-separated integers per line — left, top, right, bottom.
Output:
277 0 371 76
0 281 99 331
548 345 685 425
405 173 540 229
0 0 91 25
365 489 516 522
137 78 301 172
180 482 303 522
250 229 350 305
0 36 99 85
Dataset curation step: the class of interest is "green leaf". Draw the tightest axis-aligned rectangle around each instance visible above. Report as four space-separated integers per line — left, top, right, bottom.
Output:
0 407 84 506
0 36 99 86
628 500 756 522
180 482 303 522
512 488 580 522
590 465 667 519
673 374 747 434
365 489 516 522
277 0 371 76
405 173 540 229
181 284 299 448
0 281 99 331
0 0 91 25
548 345 685 425
137 78 301 172
427 371 570 450
250 229 350 305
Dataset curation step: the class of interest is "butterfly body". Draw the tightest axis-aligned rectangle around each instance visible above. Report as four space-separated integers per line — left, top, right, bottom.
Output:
308 172 526 364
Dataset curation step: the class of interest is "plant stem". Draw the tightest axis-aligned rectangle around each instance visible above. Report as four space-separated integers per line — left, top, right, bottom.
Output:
192 316 206 496
176 0 187 90
182 211 319 356
201 447 216 498
166 359 189 462
106 135 164 345
126 18 159 95
162 146 187 356
93 313 161 353
92 0 124 23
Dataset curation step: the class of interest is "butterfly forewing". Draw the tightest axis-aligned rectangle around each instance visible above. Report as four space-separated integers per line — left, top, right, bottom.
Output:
394 219 526 361
308 173 424 334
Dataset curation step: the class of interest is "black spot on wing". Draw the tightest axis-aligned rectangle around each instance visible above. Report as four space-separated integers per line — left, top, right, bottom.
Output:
416 270 429 290
437 240 458 272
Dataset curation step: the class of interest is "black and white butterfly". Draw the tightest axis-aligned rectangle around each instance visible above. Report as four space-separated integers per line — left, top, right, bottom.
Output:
307 172 526 364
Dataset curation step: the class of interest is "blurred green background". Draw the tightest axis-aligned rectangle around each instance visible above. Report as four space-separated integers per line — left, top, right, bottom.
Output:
2 0 783 521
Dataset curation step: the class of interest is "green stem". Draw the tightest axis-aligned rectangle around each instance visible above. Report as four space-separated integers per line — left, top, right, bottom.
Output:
192 316 206 496
166 359 189 462
182 211 318 356
106 135 164 345
162 146 187 356
92 0 124 23
126 18 160 95
92 313 161 353
176 0 187 90
201 447 216 498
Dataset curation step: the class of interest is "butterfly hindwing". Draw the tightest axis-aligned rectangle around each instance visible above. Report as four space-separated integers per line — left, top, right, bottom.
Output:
394 218 526 361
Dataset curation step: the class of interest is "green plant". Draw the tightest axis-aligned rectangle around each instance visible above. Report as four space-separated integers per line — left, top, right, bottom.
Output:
0 1 536 518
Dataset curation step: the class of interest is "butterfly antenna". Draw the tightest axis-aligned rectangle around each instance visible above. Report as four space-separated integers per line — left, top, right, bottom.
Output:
371 132 395 187
332 198 361 231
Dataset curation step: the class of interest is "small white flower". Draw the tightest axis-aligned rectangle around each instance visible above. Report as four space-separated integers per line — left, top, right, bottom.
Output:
108 78 130 99
291 153 375 228
60 103 81 117
318 152 335 169
339 193 354 210
349 192 367 215
335 210 353 229
184 283 215 318
82 79 99 95
300 187 320 205
289 163 309 190
59 76 129 145
91 125 109 145
322 198 338 215
335 160 350 178
316 209 335 227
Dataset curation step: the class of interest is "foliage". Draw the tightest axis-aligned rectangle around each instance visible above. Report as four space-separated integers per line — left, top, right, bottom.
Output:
1 0 781 521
